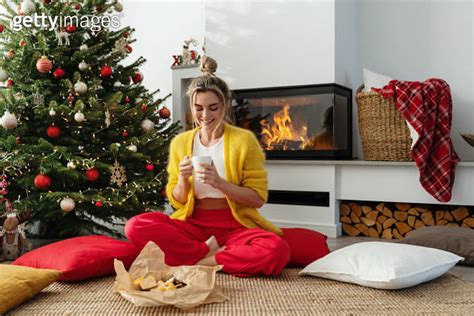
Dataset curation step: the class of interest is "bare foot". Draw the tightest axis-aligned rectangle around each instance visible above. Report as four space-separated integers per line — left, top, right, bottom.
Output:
196 245 226 266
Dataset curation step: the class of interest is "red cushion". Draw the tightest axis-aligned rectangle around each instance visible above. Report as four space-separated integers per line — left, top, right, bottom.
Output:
281 228 330 267
13 235 139 281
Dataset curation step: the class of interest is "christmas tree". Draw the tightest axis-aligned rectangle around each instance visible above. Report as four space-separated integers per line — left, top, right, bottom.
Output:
0 0 179 238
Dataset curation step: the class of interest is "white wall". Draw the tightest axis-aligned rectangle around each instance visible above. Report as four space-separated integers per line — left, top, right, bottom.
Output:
120 0 206 108
358 0 474 160
205 0 336 89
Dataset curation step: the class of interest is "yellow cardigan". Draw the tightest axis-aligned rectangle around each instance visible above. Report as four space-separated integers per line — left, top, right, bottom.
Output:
166 123 282 236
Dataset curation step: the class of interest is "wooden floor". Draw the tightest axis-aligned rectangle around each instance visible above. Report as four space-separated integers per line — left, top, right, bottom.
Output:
328 236 474 283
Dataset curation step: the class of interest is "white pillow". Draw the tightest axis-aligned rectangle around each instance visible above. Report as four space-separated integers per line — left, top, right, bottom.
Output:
363 68 393 92
300 242 463 290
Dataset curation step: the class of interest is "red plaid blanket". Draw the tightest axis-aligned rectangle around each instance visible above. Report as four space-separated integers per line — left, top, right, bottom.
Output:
374 79 459 202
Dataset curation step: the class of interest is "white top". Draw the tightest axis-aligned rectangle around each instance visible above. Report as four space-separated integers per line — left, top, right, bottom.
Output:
193 132 226 199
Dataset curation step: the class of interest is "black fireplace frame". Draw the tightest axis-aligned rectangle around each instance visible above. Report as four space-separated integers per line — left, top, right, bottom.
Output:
232 83 352 160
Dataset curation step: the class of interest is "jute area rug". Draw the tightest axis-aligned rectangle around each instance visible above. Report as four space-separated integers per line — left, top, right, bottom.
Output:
8 268 474 315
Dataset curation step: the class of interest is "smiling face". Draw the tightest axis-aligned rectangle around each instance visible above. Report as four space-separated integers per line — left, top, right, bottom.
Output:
192 91 226 132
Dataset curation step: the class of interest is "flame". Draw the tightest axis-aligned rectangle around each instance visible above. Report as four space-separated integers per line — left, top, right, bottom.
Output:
260 104 311 150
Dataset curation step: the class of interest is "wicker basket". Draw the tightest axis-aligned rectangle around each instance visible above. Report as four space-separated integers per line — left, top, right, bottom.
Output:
356 85 413 161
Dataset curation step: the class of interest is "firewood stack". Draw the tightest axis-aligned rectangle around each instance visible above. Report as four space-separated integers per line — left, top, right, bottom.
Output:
340 202 474 240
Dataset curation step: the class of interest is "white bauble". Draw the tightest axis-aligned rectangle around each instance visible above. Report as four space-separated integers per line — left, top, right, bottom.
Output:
0 68 8 82
80 44 88 51
67 161 76 169
60 198 76 212
49 109 56 116
113 81 122 88
140 119 155 133
74 112 85 122
114 2 123 12
74 81 88 95
78 61 89 71
20 0 35 14
1 112 17 129
127 144 137 152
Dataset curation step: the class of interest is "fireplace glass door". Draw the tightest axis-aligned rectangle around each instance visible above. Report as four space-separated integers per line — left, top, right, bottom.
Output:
232 84 352 160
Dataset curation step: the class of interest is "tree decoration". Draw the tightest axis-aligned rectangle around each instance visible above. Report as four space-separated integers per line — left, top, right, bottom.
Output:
159 106 171 119
110 161 127 187
5 79 14 88
34 174 51 190
0 68 8 82
95 200 103 207
125 45 133 53
74 112 85 122
145 163 154 171
0 174 9 195
85 168 100 182
49 109 56 116
78 61 89 71
74 81 88 95
65 25 77 33
20 0 35 15
114 1 124 12
132 71 143 84
141 104 147 112
0 24 4 33
140 119 155 133
32 93 45 107
1 112 18 129
113 81 122 88
100 65 113 78
19 39 26 47
122 130 128 137
43 0 51 4
104 109 111 127
124 96 131 104
127 144 137 152
36 56 53 73
46 125 61 138
53 68 65 79
60 198 76 212
5 49 16 59
80 44 88 51
66 161 77 170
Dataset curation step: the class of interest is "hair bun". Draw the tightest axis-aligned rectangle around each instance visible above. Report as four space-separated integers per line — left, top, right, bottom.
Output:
200 56 218 76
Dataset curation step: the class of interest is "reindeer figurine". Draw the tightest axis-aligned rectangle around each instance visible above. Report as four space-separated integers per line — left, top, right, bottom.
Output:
182 38 199 65
0 203 32 262
55 28 71 46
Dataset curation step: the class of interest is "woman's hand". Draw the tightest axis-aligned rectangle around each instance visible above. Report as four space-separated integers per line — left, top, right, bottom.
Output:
196 162 225 189
178 156 193 182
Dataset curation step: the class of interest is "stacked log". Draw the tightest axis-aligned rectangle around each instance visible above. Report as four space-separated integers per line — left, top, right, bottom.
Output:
340 202 474 240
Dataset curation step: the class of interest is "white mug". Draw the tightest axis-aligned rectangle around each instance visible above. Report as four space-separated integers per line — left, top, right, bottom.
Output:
192 156 212 171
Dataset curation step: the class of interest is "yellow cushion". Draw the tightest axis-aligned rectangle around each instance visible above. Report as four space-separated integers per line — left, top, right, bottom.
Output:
0 264 61 314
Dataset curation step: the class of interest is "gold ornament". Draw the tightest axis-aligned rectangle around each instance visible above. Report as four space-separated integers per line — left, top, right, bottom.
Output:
110 160 127 187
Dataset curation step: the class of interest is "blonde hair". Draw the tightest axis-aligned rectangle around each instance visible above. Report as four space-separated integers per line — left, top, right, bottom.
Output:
186 56 234 128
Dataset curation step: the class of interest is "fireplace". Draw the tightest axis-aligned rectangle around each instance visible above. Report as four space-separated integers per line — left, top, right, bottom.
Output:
232 83 352 160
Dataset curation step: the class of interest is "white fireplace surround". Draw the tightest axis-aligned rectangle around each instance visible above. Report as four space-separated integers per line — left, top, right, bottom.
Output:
171 67 474 238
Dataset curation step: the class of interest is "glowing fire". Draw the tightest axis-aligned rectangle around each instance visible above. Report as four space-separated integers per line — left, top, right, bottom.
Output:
260 104 311 150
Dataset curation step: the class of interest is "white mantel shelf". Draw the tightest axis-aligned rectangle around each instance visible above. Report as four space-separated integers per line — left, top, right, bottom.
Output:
260 159 474 238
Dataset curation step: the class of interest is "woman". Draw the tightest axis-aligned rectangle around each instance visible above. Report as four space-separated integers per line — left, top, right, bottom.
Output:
126 56 290 277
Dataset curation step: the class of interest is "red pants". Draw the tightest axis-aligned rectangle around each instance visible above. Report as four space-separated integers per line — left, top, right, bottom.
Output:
125 208 290 277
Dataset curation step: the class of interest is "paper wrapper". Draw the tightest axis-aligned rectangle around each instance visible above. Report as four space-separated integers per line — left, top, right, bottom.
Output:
113 241 229 310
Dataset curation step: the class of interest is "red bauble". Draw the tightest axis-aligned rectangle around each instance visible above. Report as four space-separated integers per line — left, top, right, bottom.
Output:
65 25 76 33
43 0 51 4
141 104 147 112
125 45 133 53
5 79 14 88
145 164 154 171
95 201 103 207
36 56 53 73
53 68 65 79
74 3 81 10
123 31 129 38
46 125 61 138
100 65 113 78
158 106 171 119
86 168 100 182
124 96 131 104
122 130 128 137
0 24 4 33
19 39 26 47
34 174 51 190
132 72 143 84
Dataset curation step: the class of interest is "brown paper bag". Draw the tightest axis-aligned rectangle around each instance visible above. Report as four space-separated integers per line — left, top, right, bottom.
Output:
113 241 229 310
